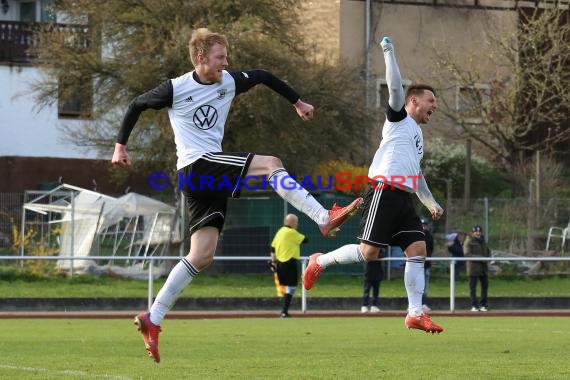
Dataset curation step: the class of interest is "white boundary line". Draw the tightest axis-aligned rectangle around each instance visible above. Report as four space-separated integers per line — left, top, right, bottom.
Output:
0 364 132 380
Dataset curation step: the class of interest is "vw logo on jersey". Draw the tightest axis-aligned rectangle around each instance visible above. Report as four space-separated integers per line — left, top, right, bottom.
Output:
193 105 218 130
414 133 423 155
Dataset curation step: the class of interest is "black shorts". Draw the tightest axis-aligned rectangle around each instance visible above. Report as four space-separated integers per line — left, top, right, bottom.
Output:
179 152 254 235
276 259 299 287
357 181 425 251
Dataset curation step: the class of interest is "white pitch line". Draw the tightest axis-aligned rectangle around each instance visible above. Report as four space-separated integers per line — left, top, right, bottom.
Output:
0 364 132 380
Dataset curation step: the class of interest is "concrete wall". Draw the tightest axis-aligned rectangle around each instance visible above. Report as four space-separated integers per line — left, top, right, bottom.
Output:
341 1 516 78
299 0 341 62
339 0 518 140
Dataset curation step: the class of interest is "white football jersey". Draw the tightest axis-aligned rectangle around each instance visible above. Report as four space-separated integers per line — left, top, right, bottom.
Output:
169 71 236 169
368 111 424 192
117 69 299 170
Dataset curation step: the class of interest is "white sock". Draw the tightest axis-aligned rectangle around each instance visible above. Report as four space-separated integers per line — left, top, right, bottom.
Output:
286 286 296 296
404 256 425 316
268 169 328 225
317 244 364 269
149 258 199 325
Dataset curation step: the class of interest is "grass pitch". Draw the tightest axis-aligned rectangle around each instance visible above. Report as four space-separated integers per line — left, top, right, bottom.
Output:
0 317 568 380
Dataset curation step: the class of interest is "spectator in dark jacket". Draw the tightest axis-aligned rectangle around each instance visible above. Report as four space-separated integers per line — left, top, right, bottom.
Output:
446 232 465 281
463 224 491 312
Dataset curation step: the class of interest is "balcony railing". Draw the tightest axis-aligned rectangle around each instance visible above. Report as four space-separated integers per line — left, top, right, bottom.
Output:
0 21 37 63
0 21 90 65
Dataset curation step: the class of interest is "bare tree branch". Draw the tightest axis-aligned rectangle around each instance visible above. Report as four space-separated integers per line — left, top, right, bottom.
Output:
429 7 570 167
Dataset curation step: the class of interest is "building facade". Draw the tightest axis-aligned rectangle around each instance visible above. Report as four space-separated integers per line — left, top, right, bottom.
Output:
303 0 568 156
0 0 131 193
1 0 567 192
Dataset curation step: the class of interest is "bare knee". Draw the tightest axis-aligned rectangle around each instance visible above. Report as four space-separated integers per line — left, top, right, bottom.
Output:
248 155 283 176
262 156 283 173
360 243 381 262
186 250 215 271
187 227 219 271
404 241 426 258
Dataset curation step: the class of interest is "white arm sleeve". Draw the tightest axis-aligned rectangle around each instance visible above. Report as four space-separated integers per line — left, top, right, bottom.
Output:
383 44 405 111
416 173 443 214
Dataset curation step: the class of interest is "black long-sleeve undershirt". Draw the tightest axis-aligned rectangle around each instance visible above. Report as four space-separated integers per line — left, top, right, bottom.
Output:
116 69 300 145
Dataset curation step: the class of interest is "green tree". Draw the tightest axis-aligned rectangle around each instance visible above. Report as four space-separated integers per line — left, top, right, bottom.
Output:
31 0 373 186
422 138 510 199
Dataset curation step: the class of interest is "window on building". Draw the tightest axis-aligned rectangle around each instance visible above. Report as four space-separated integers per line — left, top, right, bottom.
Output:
455 84 491 124
58 76 93 118
376 78 412 111
19 1 37 22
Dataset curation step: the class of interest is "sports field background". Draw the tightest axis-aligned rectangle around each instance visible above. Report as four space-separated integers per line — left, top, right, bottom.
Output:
0 316 568 380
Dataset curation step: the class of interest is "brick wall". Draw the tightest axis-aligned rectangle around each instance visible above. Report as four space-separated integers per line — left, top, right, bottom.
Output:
0 156 148 194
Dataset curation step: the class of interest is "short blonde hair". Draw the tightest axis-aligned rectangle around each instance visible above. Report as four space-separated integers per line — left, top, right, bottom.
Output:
189 28 229 66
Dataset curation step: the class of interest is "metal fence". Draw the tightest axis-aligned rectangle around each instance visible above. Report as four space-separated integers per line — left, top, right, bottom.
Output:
1 254 569 313
440 197 570 255
1 192 569 263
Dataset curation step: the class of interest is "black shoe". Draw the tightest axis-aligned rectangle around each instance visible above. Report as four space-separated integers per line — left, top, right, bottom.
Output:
280 312 291 318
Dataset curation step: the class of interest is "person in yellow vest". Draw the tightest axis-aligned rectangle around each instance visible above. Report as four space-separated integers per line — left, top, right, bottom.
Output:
270 214 307 317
